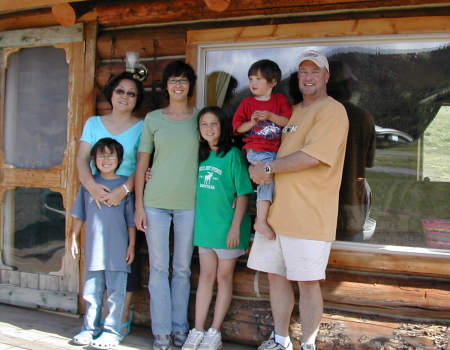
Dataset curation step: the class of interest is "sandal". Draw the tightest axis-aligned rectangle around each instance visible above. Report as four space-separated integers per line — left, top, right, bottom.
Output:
72 330 96 345
90 332 121 349
121 310 134 336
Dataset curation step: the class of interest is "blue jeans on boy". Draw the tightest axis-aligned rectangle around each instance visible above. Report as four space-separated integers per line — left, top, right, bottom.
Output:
144 207 195 336
246 149 276 202
82 270 127 340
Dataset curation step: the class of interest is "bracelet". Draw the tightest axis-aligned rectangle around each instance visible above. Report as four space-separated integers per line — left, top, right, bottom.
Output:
122 184 130 196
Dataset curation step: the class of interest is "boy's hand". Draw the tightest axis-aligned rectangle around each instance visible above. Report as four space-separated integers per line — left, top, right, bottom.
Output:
126 246 135 265
70 238 79 260
227 227 240 249
256 110 271 121
251 111 261 124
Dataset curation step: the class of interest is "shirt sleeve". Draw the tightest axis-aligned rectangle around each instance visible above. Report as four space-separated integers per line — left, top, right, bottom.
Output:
302 102 349 167
277 94 293 120
232 98 251 134
138 112 155 154
231 149 254 196
70 186 86 221
124 193 136 227
80 117 96 146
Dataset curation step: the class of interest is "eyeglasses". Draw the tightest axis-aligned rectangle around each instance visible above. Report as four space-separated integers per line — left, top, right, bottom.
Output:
168 79 189 85
97 154 117 160
114 89 137 98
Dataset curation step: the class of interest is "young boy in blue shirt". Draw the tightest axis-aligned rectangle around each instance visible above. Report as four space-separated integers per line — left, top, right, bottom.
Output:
70 137 136 349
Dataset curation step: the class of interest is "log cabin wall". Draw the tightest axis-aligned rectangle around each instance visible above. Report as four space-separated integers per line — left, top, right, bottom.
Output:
1 0 450 347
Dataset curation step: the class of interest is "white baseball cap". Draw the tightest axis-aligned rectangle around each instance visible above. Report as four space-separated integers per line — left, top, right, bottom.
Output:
298 50 329 72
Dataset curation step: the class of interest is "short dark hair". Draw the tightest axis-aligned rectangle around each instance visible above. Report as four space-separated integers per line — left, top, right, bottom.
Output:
90 138 124 173
102 72 145 112
248 59 282 85
162 60 197 98
198 106 233 162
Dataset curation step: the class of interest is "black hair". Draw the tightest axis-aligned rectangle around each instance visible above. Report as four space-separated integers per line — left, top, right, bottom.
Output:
90 138 124 173
102 71 145 112
248 59 282 85
198 106 233 163
162 60 197 98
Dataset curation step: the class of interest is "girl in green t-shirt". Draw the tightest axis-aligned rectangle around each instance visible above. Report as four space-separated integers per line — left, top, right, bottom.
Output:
182 107 253 350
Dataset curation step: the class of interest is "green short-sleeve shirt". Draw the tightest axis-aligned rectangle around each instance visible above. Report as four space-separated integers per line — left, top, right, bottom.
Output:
194 147 254 249
139 108 199 209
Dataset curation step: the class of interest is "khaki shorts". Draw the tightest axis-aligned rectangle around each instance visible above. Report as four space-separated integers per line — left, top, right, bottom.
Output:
198 247 246 259
247 231 332 281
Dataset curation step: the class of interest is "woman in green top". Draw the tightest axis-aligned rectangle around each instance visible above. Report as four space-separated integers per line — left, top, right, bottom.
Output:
134 61 199 350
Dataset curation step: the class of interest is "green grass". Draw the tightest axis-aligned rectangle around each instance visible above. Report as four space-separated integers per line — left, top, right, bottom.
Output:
423 106 450 182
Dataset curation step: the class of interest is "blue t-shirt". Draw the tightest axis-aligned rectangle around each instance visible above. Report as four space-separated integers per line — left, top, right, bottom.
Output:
80 116 143 177
71 175 135 273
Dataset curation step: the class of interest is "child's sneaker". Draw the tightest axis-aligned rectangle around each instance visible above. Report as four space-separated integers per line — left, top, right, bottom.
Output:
181 328 204 349
198 328 222 350
301 344 315 350
172 331 189 347
153 334 172 350
258 332 293 350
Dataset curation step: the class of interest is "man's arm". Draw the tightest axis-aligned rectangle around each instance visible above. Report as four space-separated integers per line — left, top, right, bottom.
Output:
249 150 320 184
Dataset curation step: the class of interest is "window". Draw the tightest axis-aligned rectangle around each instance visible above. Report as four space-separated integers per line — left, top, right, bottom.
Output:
194 33 450 256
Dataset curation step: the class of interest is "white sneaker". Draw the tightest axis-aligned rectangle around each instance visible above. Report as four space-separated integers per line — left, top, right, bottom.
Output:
182 328 204 350
198 328 222 350
258 332 293 350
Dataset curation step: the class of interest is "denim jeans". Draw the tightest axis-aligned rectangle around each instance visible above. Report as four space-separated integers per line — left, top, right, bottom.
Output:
82 270 127 339
144 207 195 335
246 149 276 202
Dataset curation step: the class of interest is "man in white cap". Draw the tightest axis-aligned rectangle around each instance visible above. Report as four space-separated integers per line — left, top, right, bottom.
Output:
247 50 349 350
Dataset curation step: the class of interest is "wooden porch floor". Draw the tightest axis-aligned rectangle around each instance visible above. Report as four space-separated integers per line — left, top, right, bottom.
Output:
0 303 253 350
0 303 449 349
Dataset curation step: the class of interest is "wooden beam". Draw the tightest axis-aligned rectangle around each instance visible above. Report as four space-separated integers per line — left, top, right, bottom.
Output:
0 23 83 48
95 0 450 28
0 0 90 14
52 2 95 27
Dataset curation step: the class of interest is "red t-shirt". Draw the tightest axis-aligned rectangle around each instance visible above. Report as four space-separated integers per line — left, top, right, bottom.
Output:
232 94 292 152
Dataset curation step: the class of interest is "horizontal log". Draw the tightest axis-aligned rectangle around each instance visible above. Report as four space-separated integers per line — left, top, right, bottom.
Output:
96 59 176 89
97 27 187 60
95 0 450 28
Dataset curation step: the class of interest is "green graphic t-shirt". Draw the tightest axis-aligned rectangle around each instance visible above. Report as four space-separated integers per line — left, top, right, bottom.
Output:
194 147 254 249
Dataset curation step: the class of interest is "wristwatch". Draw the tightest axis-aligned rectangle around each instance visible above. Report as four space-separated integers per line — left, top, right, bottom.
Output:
264 162 273 174
122 184 130 196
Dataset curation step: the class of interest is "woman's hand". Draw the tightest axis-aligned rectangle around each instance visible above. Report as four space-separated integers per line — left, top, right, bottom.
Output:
227 227 240 249
101 185 127 207
134 206 147 232
86 182 111 209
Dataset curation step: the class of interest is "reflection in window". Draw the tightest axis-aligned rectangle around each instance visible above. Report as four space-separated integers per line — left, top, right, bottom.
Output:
202 40 450 250
3 46 68 169
2 188 65 273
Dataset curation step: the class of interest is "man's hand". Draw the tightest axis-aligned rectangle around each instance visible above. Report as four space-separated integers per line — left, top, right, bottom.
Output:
249 161 274 186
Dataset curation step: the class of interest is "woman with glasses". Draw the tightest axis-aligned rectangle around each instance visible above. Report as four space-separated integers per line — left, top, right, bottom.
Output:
134 61 199 350
76 71 145 338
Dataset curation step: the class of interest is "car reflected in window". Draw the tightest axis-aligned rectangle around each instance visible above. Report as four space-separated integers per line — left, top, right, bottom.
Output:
375 126 414 148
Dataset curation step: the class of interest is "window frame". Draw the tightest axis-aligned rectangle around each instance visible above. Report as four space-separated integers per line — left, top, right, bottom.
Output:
186 16 450 277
